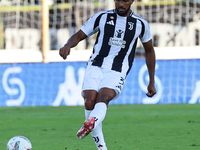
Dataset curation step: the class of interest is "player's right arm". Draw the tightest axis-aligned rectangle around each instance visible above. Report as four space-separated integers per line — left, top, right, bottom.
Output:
59 29 87 60
59 11 104 60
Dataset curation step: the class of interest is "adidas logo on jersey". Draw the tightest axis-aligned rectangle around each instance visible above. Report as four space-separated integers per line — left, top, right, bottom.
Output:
107 20 114 26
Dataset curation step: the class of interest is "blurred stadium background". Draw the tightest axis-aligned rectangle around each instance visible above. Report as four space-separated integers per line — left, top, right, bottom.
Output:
0 0 200 50
0 0 199 107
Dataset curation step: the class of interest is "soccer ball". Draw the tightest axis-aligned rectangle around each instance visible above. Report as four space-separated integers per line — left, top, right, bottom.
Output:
7 136 32 150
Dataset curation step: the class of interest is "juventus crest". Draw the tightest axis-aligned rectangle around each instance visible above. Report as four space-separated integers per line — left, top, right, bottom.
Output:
128 22 134 30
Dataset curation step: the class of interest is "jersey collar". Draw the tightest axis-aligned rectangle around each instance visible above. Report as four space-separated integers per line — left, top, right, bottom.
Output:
113 9 133 17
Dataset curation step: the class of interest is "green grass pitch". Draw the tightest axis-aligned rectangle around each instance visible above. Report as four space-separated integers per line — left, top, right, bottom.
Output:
0 104 200 150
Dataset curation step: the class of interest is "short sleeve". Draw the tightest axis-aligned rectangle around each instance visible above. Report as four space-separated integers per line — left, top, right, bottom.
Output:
81 11 105 37
139 20 152 43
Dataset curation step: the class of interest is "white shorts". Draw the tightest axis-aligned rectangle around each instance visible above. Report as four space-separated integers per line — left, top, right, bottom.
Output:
82 65 126 100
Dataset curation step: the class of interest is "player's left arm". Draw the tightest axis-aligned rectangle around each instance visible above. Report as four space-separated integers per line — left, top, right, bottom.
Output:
142 39 156 97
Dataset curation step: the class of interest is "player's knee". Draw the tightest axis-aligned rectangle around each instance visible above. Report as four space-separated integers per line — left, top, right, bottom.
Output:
96 94 111 105
84 98 96 110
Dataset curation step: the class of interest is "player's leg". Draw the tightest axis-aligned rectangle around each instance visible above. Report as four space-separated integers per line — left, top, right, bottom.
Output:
87 69 125 149
84 102 107 149
79 65 101 131
77 66 124 150
76 90 109 150
86 88 115 150
78 88 114 149
85 112 107 150
77 89 114 150
77 65 102 139
82 90 107 149
88 68 125 131
77 90 97 139
88 88 116 130
84 90 98 110
91 122 107 150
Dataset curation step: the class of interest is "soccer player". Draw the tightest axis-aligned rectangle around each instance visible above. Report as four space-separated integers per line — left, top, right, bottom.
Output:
59 0 156 149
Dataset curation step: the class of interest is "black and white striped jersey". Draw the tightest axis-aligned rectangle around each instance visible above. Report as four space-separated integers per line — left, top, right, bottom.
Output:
81 9 152 76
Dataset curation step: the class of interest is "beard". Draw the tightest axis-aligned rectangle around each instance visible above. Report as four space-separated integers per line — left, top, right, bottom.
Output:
116 5 131 16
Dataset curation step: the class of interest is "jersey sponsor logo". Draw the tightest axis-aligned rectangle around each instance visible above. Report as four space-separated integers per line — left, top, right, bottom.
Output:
115 29 124 38
108 37 126 48
128 22 134 30
108 29 126 48
106 20 114 26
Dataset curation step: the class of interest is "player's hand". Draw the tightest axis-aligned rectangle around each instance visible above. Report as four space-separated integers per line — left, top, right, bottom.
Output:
59 44 70 60
146 83 156 97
